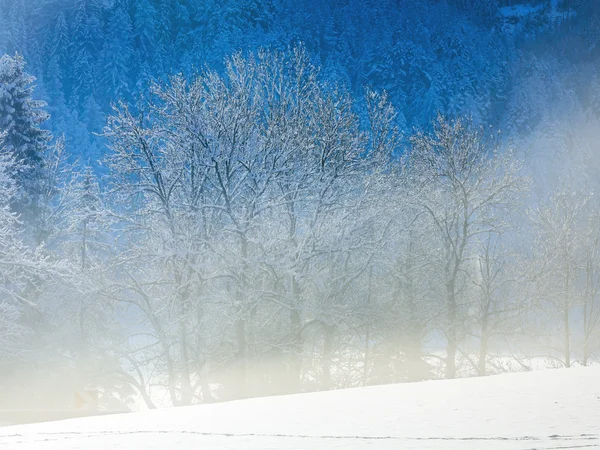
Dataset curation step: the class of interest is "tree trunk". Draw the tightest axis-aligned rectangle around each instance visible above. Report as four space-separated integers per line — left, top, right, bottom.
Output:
135 383 157 410
583 260 591 367
405 254 425 382
583 302 589 366
289 276 303 393
321 324 335 390
564 305 571 368
235 234 249 398
166 355 179 406
478 290 491 377
478 327 488 376
200 379 215 403
446 280 458 379
178 320 193 405
362 324 370 386
363 266 373 386
564 268 571 368
235 317 247 398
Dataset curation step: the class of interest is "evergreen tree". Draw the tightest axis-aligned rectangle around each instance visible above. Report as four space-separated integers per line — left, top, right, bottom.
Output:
44 54 68 135
99 1 133 105
50 10 70 68
0 1 10 52
70 0 97 107
133 0 159 81
0 53 50 221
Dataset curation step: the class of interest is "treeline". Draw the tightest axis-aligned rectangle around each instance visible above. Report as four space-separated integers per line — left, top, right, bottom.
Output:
1 49 599 410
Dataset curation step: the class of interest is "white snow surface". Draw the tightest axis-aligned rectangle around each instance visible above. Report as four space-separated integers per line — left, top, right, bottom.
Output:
1 366 599 449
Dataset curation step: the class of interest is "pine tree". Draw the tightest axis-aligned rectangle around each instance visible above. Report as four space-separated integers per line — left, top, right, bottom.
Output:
70 0 104 107
0 53 50 221
50 10 70 70
99 1 133 105
44 54 68 135
0 0 10 52
133 0 159 80
5 0 30 57
134 0 158 54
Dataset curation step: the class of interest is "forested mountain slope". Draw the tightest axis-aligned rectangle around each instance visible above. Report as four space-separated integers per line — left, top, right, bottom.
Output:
1 0 599 164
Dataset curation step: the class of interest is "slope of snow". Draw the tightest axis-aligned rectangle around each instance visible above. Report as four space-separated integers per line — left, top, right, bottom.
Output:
1 366 599 449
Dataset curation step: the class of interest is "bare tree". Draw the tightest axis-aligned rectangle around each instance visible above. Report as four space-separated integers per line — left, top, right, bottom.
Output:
581 205 600 365
529 184 590 368
408 116 528 378
466 234 528 376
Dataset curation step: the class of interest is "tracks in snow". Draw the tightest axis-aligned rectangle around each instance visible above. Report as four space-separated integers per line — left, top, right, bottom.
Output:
1 430 598 447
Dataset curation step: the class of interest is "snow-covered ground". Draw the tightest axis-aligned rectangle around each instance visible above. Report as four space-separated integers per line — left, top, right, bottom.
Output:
1 366 599 449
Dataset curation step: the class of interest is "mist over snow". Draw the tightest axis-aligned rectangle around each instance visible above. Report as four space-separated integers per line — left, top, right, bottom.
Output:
1 366 600 449
1 0 600 431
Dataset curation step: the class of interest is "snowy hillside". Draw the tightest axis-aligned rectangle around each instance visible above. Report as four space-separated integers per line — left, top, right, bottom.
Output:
1 367 599 449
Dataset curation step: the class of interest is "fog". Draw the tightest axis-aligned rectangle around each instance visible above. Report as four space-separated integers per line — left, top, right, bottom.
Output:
1 0 600 416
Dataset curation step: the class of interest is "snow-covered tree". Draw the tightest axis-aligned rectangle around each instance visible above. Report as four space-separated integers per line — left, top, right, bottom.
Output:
529 184 590 368
408 116 529 378
99 1 133 105
102 46 401 403
467 233 527 375
0 133 67 403
0 145 30 364
0 53 50 224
